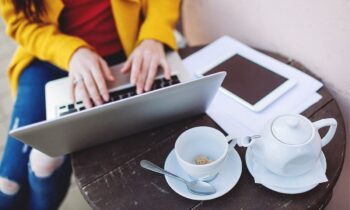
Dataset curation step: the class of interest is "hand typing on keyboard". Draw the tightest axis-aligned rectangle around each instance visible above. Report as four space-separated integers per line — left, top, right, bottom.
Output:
68 40 171 110
69 48 115 109
58 76 180 117
120 39 171 94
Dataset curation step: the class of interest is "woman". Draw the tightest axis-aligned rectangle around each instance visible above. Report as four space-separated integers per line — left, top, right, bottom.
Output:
0 0 180 209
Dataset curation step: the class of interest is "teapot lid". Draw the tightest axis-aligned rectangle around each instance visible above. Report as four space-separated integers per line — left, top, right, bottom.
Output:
271 115 313 145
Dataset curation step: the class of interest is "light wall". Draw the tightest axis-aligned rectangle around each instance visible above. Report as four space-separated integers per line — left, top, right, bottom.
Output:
182 0 350 209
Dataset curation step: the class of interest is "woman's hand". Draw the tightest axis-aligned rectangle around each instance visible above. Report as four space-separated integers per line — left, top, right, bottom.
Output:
69 48 115 108
121 39 171 94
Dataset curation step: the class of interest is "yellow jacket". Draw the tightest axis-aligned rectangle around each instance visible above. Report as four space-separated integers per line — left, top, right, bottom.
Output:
0 0 180 97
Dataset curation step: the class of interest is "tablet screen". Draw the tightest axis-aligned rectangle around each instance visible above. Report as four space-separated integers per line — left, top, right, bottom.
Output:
204 55 287 105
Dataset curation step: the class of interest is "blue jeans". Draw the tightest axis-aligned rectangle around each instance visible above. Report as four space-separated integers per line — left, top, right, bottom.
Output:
0 60 71 210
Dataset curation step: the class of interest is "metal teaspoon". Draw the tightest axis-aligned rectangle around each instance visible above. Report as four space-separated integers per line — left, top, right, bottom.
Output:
140 160 216 195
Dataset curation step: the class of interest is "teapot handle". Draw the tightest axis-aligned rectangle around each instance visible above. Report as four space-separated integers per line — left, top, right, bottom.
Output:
313 118 337 147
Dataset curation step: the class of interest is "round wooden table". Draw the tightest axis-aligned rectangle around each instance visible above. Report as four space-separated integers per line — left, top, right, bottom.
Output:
71 46 346 210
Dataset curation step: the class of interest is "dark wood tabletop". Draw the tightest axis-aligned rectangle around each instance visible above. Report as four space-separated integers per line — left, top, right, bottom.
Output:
71 46 346 210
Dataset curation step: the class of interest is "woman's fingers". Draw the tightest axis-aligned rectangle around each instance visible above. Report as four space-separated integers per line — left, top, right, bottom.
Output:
82 70 103 106
91 62 110 102
160 58 171 80
145 57 160 92
121 57 132 73
68 48 113 108
75 79 93 108
130 55 142 85
69 76 76 104
136 54 151 94
119 40 171 94
99 59 115 81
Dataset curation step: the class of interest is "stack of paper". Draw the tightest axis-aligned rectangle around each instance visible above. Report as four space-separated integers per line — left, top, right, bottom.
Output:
183 36 323 139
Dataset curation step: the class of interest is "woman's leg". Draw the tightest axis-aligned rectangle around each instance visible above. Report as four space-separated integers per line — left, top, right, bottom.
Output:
0 115 31 210
28 150 72 210
0 59 69 210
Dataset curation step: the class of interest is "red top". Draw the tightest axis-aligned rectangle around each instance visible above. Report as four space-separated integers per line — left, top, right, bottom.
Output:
59 0 122 57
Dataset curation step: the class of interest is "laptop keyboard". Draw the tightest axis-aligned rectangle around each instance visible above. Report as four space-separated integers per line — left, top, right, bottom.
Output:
57 75 180 117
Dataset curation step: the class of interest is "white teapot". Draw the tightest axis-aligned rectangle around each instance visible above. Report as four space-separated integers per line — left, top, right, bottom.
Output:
239 114 337 177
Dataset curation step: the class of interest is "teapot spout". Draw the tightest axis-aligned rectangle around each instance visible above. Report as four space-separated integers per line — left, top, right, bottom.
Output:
238 135 261 147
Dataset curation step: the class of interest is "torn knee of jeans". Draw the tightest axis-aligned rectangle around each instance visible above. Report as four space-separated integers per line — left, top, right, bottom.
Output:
29 150 64 178
0 177 20 196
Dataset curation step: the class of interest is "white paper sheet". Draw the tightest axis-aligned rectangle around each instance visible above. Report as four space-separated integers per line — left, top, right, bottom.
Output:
183 36 323 137
207 92 322 139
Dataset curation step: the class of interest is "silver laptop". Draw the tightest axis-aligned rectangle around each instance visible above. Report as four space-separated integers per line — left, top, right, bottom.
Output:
10 52 226 157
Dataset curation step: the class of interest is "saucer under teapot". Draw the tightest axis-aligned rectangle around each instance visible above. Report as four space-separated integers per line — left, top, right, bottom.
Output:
245 147 327 194
238 114 337 177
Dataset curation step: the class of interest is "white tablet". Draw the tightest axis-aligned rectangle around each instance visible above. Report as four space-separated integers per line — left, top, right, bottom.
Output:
197 54 296 112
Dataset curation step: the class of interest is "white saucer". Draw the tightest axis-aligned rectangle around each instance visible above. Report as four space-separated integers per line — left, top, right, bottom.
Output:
245 147 327 194
164 149 242 200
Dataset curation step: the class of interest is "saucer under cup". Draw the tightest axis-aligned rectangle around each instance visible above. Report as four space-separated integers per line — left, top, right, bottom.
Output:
165 149 242 200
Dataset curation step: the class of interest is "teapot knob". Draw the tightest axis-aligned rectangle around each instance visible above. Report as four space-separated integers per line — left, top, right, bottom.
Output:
286 118 299 128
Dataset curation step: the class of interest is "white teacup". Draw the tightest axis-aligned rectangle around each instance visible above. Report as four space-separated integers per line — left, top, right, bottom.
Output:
175 126 236 181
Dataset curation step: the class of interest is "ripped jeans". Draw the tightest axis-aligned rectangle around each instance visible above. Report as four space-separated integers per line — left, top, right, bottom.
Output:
0 59 72 210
